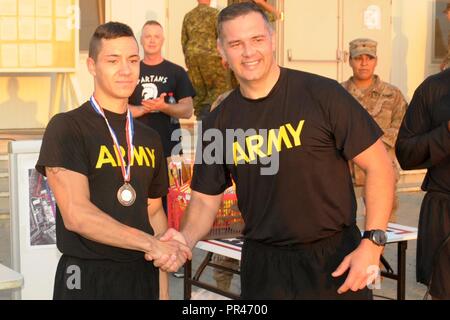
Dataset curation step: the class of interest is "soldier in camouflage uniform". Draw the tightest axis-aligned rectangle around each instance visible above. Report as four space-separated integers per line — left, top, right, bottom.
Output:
182 0 232 120
342 38 408 220
440 4 450 71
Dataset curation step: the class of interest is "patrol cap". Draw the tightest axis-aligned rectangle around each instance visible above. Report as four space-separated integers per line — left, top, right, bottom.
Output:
349 38 377 58
443 3 450 14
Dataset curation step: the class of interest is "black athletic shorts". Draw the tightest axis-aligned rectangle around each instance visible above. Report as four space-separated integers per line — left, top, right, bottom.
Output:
416 191 450 299
240 224 372 300
53 255 159 300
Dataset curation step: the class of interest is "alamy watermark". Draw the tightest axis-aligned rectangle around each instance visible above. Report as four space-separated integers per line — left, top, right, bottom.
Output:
66 265 81 290
170 120 306 176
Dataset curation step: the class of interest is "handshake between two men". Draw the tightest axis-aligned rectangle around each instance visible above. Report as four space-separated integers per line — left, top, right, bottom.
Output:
144 228 192 273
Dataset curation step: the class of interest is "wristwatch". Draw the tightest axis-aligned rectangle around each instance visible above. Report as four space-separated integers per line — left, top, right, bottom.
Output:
362 229 387 246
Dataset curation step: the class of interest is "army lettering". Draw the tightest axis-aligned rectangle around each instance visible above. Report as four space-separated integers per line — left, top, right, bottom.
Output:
96 145 156 169
233 120 305 165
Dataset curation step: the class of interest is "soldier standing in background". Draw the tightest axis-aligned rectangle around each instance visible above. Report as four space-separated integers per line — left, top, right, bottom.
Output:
129 20 195 159
440 4 450 71
182 0 232 120
342 38 408 221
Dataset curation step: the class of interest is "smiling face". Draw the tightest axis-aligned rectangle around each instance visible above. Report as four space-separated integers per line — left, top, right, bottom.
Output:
87 36 140 102
140 23 164 57
218 11 276 87
349 54 377 82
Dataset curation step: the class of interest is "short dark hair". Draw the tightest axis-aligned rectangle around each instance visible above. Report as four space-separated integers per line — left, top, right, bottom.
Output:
217 2 272 41
89 22 137 61
142 20 163 30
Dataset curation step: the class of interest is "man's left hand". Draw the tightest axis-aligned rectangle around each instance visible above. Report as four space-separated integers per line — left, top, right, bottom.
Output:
331 240 383 294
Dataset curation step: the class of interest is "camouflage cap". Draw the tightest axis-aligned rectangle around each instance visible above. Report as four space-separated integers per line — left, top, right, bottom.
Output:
443 3 450 14
349 38 377 58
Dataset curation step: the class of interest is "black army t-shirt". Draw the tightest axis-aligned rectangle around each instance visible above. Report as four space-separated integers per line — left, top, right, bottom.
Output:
191 67 383 245
36 102 168 261
129 60 195 157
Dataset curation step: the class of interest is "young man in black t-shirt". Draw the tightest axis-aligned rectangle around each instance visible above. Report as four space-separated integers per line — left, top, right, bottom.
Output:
36 22 191 300
129 20 195 158
159 3 395 299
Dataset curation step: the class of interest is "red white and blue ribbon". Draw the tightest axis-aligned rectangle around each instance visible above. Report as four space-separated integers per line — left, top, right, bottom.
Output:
90 96 135 182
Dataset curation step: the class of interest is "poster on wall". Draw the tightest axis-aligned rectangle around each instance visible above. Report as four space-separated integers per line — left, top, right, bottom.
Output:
28 169 56 247
9 141 61 299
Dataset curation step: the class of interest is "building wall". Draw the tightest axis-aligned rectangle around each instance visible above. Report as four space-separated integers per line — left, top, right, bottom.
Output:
391 0 436 102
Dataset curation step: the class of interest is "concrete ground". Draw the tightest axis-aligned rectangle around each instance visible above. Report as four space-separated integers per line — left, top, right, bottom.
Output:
0 192 427 300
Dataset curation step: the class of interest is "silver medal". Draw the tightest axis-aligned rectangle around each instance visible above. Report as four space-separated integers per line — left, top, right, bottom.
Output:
117 183 136 206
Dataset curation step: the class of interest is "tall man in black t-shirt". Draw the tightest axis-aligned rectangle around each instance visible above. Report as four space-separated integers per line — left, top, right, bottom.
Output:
159 2 395 299
129 20 195 158
36 22 191 300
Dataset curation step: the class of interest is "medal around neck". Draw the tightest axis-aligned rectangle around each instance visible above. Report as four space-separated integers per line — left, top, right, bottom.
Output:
90 96 136 207
117 183 136 207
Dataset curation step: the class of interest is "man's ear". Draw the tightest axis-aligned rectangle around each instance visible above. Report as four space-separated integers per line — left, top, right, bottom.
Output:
271 32 276 53
86 57 96 76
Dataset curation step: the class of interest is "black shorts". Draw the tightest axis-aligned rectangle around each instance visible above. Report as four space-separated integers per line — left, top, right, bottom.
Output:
416 191 450 299
53 255 159 300
240 224 372 300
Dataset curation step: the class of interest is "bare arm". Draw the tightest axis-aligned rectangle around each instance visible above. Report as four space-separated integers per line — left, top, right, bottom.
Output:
46 167 182 260
354 139 395 231
46 167 155 252
181 191 224 250
332 139 395 293
147 197 169 300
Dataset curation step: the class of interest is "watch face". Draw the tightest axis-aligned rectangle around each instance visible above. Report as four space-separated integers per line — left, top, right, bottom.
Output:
373 230 387 245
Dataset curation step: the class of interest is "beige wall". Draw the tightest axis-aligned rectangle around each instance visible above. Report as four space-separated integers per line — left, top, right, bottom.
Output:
391 0 438 101
0 76 52 129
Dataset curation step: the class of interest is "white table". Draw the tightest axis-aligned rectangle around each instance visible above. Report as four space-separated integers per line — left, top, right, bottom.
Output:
184 223 418 300
0 264 23 291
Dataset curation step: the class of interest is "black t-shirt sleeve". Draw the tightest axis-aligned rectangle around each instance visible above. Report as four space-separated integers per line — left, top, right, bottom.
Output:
395 84 450 170
322 80 383 160
174 65 196 101
36 113 89 177
190 109 232 195
147 139 169 198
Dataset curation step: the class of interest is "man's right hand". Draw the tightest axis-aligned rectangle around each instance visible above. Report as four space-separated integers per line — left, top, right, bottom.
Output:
145 229 192 272
145 234 192 273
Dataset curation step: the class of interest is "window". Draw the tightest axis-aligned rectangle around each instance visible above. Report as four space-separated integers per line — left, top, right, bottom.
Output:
79 0 105 51
433 0 449 62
